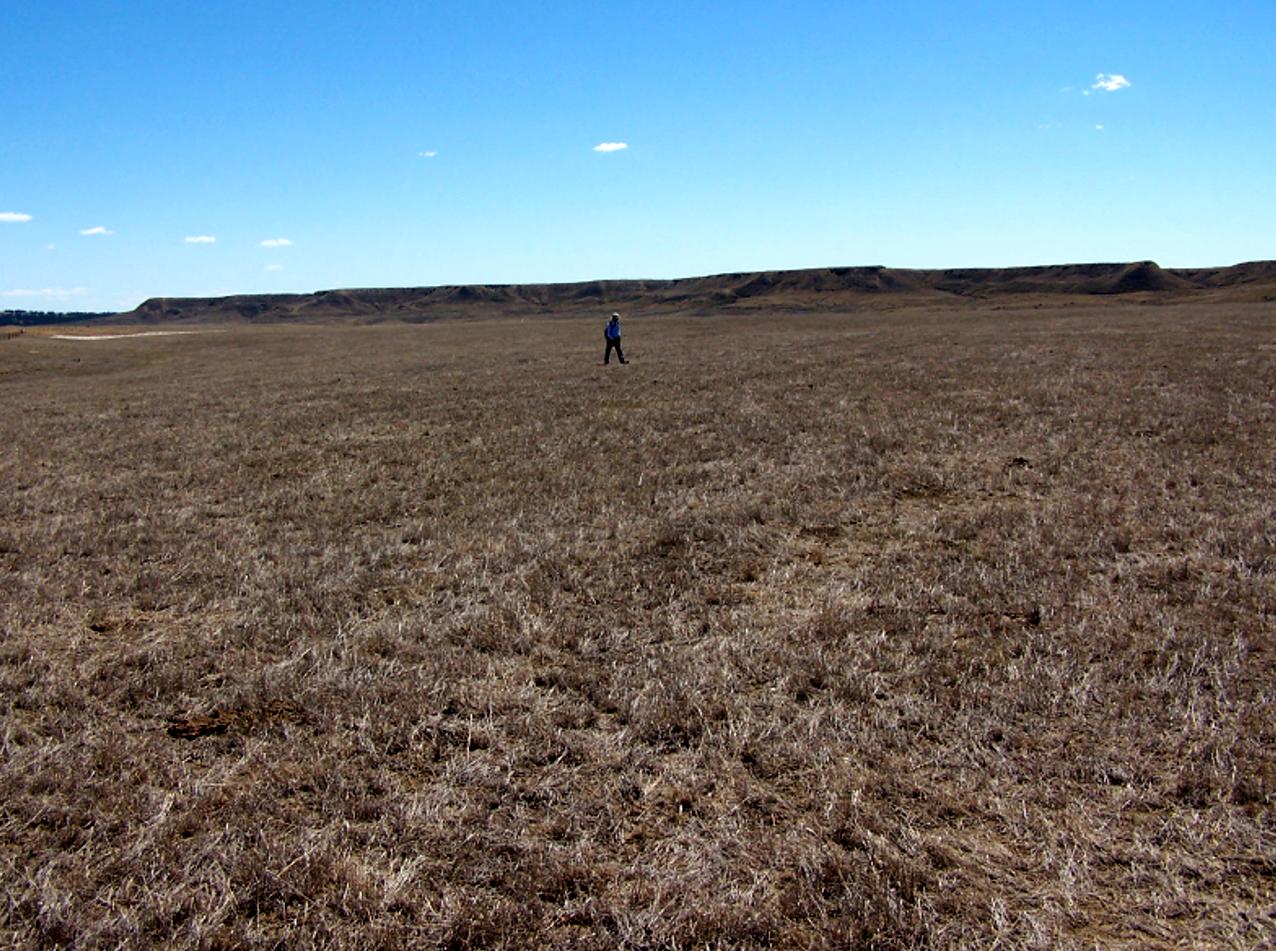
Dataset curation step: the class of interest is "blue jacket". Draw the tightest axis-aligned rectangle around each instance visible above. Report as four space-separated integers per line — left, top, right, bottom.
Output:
605 317 621 340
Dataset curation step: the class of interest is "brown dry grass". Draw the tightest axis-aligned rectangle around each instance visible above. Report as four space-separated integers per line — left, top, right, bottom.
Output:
1 304 1274 949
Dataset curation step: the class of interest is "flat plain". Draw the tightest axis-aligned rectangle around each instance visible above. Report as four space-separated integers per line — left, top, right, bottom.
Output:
1 302 1273 948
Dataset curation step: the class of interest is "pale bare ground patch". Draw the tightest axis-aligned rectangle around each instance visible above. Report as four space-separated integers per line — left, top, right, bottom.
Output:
46 331 215 341
0 304 1273 948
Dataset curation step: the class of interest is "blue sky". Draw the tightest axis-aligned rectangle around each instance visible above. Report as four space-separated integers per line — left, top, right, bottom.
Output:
2 0 1273 312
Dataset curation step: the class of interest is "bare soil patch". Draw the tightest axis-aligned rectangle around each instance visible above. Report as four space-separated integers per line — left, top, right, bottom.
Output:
1 304 1273 948
45 331 213 341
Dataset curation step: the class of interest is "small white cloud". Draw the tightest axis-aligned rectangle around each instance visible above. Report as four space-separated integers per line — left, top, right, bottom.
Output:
260 237 293 248
593 142 629 153
1092 73 1131 92
80 226 114 236
264 263 285 272
419 150 437 158
1095 124 1105 131
46 244 57 251
1 287 90 299
0 211 33 223
185 235 217 244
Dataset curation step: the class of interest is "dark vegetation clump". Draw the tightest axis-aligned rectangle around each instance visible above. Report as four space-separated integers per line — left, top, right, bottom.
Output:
1 309 116 327
1 305 1273 948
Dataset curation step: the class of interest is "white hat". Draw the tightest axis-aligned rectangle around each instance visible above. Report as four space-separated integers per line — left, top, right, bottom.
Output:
611 312 620 318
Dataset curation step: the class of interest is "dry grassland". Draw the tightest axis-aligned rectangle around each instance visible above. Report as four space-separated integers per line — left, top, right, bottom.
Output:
1 304 1274 949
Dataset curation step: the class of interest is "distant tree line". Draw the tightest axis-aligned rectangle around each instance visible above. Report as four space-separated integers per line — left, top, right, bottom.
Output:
1 309 115 327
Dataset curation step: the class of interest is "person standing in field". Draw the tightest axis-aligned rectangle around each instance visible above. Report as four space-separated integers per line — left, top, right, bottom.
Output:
603 311 627 365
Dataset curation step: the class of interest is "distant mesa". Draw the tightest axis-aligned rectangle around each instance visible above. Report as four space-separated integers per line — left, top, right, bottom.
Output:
5 260 1275 326
111 260 1276 324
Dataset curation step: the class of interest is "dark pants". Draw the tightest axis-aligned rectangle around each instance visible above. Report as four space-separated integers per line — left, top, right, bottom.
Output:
604 336 625 364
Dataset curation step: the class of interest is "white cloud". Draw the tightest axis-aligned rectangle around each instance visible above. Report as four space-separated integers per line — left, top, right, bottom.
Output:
1092 73 1131 92
593 142 629 153
0 211 33 223
80 226 114 236
264 263 285 272
1 287 90 299
419 150 437 158
46 244 57 251
185 235 217 244
260 237 293 248
1095 124 1105 131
